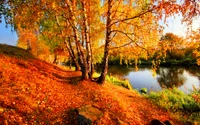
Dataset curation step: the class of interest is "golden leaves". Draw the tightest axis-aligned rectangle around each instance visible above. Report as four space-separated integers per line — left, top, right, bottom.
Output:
52 1 56 9
186 28 200 65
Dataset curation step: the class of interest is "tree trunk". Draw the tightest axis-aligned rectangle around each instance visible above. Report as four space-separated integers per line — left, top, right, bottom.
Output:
53 54 57 64
81 1 93 79
90 46 95 79
55 14 81 71
98 0 112 84
27 40 32 51
65 39 81 71
69 57 72 69
67 2 89 80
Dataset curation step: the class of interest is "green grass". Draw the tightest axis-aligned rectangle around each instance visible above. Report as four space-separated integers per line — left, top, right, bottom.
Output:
148 87 200 124
92 72 133 90
105 75 133 90
92 72 101 78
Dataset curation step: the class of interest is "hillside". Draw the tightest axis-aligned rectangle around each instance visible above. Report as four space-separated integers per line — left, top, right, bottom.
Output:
0 44 183 125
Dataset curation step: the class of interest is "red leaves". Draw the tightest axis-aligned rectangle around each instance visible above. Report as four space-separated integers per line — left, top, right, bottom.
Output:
181 0 200 23
155 1 181 21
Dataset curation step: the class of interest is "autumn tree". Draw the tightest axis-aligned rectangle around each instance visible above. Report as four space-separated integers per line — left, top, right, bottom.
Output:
181 0 200 24
160 33 185 60
97 0 182 83
0 0 12 24
0 1 4 23
52 0 102 78
0 0 199 84
187 28 200 65
16 27 39 56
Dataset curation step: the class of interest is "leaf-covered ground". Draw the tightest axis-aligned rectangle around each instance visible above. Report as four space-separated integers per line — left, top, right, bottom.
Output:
0 44 184 125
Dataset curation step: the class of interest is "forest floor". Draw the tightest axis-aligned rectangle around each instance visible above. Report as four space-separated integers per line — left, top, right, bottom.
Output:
0 44 184 125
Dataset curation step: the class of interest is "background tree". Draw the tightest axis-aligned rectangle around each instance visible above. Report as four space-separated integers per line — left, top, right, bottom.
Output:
160 33 185 60
187 28 200 65
0 0 199 84
16 27 39 56
98 0 181 83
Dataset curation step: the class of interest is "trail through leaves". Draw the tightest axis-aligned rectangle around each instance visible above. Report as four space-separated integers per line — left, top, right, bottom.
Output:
0 45 183 124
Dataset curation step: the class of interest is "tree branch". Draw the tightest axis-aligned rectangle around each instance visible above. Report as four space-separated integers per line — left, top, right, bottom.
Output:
110 7 155 28
109 30 149 55
110 32 117 41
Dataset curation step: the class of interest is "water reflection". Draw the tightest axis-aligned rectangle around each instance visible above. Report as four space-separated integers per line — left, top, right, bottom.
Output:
156 67 186 88
104 65 200 93
96 65 133 76
107 65 131 76
184 66 200 80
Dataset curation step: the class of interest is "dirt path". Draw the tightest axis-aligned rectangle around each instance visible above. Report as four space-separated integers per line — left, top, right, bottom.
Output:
71 81 184 125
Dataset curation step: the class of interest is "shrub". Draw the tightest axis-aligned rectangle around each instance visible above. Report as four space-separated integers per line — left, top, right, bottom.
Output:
148 87 200 124
92 72 101 78
92 72 133 90
140 88 148 94
148 87 200 112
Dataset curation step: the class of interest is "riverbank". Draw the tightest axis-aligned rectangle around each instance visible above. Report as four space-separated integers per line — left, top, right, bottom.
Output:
0 44 198 124
107 59 198 67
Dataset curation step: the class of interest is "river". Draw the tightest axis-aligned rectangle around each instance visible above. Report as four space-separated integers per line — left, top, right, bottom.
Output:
97 65 200 93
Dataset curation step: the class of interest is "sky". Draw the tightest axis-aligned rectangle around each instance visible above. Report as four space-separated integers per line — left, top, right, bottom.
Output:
0 18 18 46
160 14 200 37
0 15 199 46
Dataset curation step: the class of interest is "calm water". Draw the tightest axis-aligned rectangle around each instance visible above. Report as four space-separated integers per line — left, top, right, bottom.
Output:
102 65 200 93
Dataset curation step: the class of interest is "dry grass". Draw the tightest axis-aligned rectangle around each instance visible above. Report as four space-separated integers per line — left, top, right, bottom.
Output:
0 44 183 125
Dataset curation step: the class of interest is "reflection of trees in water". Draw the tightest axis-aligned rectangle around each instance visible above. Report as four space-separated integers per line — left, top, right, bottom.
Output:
95 65 131 76
95 65 144 76
184 66 200 80
108 66 129 76
156 67 186 88
107 65 149 76
108 65 133 76
184 67 200 87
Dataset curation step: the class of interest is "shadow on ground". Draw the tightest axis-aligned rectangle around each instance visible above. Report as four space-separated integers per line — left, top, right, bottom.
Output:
0 44 35 59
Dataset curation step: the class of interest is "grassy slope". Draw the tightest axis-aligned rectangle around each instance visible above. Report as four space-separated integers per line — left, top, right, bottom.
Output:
0 44 183 125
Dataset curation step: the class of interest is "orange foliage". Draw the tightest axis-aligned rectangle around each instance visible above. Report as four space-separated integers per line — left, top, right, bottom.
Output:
54 45 69 57
0 45 184 124
187 28 200 65
17 27 38 56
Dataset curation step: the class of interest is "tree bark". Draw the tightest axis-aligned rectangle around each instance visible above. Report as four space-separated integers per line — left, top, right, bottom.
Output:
67 2 89 80
55 14 81 71
64 38 81 71
98 0 112 84
90 42 95 79
53 54 57 64
81 0 93 79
